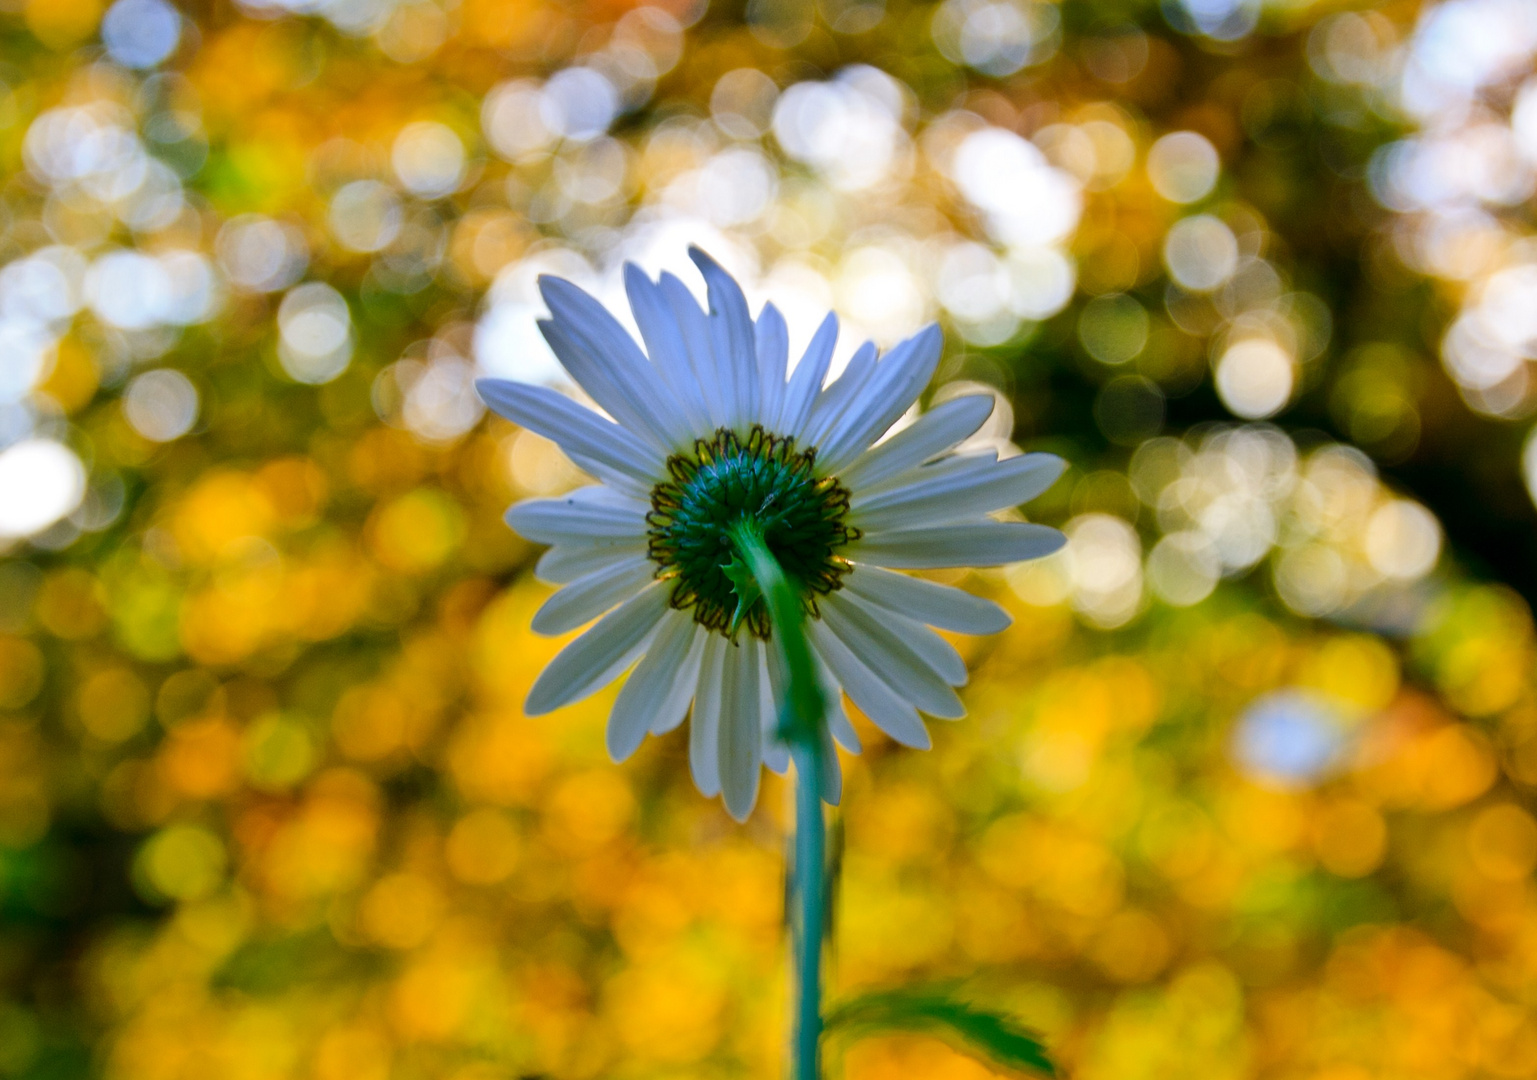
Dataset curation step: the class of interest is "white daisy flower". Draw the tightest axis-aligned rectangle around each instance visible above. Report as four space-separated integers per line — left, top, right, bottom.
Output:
478 248 1066 820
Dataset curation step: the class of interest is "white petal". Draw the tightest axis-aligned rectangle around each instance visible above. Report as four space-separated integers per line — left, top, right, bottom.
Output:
814 654 861 756
764 627 860 754
764 635 853 802
607 611 700 760
838 395 995 491
778 312 838 438
810 620 931 749
540 278 691 448
531 555 656 636
820 592 965 718
536 540 648 585
660 272 729 429
476 378 661 485
851 452 1067 532
839 591 967 686
719 640 763 820
826 689 860 753
650 625 706 735
759 643 790 774
690 636 727 797
756 303 789 431
818 718 843 805
563 453 653 500
624 263 713 437
803 341 877 448
855 447 997 498
503 487 649 544
525 580 670 715
538 314 677 456
843 564 1011 635
788 718 845 806
691 247 758 430
854 522 1066 569
817 325 944 473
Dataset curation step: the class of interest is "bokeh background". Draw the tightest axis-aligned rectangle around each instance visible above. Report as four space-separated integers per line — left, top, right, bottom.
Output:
4 0 1537 1076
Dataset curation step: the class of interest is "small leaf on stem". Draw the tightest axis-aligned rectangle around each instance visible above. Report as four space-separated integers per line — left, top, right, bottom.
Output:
825 986 1054 1076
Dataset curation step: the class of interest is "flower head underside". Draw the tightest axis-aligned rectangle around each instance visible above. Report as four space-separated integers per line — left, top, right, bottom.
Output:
647 426 859 640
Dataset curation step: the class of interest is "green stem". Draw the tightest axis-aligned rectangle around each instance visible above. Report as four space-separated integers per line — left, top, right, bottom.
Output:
730 521 826 1080
788 734 825 1080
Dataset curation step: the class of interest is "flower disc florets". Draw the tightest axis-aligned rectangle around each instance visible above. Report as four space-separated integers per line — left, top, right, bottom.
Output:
647 426 858 639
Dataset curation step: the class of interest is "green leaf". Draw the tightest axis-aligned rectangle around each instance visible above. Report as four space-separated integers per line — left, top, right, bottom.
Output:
720 552 763 639
825 986 1055 1077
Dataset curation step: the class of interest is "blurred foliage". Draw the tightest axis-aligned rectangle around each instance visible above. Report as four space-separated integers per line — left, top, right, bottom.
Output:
4 0 1537 1077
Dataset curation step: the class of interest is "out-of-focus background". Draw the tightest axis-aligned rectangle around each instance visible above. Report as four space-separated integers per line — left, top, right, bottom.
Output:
3 0 1537 1076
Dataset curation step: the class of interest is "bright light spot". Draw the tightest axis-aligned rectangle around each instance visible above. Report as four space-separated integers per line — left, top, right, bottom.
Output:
155 251 219 326
950 127 1081 247
217 215 308 293
711 68 779 138
1038 119 1138 191
612 5 684 76
329 180 402 254
932 0 1059 77
1007 548 1073 607
0 321 55 405
0 439 86 539
760 257 837 371
1274 543 1349 616
1144 424 1435 625
936 241 1010 323
1164 214 1239 292
1524 425 1537 513
101 0 181 68
119 158 184 231
278 283 353 385
1442 315 1522 391
377 356 485 444
1077 293 1149 365
836 246 926 344
551 138 629 206
1365 499 1442 579
1175 0 1261 43
666 148 776 226
1310 11 1397 87
541 67 620 142
1232 690 1344 787
1146 531 1220 606
392 121 466 199
24 107 145 192
482 80 555 160
1216 338 1294 419
1198 493 1277 573
1514 78 1537 163
1293 445 1378 538
1473 263 1537 357
124 369 199 442
773 66 909 191
1147 131 1221 203
86 251 169 331
1400 0 1537 119
1065 513 1143 628
1006 246 1076 319
0 246 86 324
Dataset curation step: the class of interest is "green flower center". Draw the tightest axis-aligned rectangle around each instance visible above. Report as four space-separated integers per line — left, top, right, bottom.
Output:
647 426 859 640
